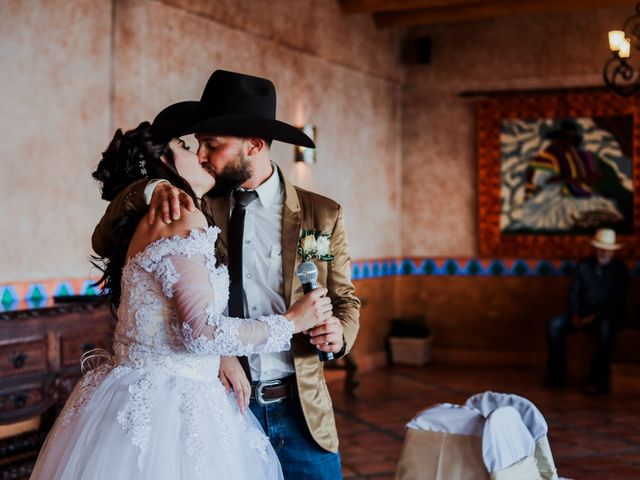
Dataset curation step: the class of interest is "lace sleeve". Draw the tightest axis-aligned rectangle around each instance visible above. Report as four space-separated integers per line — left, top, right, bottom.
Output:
149 254 293 356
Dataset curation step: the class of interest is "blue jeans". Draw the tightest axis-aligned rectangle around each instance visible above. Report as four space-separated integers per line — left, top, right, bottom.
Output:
249 393 341 480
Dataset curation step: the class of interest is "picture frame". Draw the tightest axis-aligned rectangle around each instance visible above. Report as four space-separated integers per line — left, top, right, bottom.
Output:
477 90 639 259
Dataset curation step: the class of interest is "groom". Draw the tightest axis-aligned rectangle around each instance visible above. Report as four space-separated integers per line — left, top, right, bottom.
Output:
92 69 360 479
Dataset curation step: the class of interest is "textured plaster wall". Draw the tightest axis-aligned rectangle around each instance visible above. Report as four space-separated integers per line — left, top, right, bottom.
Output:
394 6 638 364
0 0 403 283
113 0 403 262
0 0 112 283
401 6 631 257
2 2 632 362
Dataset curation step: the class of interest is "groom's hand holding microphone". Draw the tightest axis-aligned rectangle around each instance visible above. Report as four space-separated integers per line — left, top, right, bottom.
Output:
308 316 344 356
295 262 342 361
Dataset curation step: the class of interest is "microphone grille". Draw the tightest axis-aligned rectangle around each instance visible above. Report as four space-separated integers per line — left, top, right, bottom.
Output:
296 261 318 283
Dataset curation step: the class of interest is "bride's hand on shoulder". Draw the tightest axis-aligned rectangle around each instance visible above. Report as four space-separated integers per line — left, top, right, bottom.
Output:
219 356 251 414
127 206 208 262
284 288 333 334
152 205 208 238
148 182 196 225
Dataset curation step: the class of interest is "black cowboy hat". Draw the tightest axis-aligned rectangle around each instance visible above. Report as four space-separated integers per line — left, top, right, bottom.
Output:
150 101 196 139
151 70 314 148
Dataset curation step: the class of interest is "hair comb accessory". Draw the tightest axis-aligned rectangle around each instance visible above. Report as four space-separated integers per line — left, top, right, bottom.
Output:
137 153 147 176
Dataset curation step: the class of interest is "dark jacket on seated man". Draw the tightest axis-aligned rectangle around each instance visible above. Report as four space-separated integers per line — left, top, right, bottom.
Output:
547 229 629 394
569 256 629 325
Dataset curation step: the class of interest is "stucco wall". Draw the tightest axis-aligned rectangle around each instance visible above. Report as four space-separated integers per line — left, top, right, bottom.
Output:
0 0 112 282
2 2 635 363
401 6 631 257
0 0 403 283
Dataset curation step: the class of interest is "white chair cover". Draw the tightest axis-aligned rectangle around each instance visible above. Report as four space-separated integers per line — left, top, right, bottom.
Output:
465 391 547 440
466 391 558 480
482 407 539 478
482 406 536 475
406 402 485 436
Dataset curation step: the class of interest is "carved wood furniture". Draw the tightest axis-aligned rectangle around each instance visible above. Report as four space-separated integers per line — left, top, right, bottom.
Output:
0 301 115 479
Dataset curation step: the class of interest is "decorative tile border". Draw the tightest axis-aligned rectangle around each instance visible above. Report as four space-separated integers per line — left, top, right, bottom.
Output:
2 257 639 310
351 258 640 281
0 278 101 312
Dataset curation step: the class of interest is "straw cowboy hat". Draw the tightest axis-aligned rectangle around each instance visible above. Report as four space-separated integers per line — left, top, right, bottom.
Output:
590 228 622 250
151 69 315 148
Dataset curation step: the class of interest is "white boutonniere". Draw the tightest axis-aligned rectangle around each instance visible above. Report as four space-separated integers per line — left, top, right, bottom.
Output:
297 229 334 263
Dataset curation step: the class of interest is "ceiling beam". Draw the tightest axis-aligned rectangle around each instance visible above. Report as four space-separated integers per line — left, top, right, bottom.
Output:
339 0 485 14
374 0 638 28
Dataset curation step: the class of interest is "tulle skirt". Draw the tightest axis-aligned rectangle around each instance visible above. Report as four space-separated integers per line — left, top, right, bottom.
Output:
30 365 283 480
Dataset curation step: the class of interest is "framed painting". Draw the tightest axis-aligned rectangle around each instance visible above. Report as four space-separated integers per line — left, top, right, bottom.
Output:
477 90 640 259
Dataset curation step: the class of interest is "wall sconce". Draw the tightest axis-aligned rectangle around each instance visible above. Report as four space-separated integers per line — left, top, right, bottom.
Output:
295 124 316 164
603 3 640 96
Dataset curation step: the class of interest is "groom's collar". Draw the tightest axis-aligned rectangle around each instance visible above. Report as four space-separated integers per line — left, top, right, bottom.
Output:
210 163 300 214
252 163 281 209
275 164 301 214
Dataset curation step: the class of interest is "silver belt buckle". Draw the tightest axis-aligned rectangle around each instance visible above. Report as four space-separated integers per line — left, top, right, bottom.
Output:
255 379 282 406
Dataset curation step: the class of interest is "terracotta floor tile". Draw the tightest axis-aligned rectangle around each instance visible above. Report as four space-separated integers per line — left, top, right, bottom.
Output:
328 364 640 479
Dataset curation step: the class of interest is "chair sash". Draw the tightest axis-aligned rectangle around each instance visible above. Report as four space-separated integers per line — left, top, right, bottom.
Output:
534 435 559 480
491 455 541 480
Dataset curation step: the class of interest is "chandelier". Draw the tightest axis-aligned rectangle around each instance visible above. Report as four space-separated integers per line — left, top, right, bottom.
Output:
604 3 640 96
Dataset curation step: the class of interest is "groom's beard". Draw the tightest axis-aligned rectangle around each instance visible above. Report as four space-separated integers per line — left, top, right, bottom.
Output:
210 150 252 196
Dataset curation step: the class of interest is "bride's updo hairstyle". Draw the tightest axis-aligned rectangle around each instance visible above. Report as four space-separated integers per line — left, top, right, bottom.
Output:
93 121 195 202
91 122 200 307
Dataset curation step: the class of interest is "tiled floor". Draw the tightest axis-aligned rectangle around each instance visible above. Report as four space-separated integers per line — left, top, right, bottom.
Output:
326 365 640 480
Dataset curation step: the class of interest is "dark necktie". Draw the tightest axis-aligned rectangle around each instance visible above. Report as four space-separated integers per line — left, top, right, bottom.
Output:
227 189 259 318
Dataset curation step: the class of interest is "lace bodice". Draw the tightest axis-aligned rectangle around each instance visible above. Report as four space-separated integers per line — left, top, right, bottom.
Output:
60 227 292 475
113 226 293 378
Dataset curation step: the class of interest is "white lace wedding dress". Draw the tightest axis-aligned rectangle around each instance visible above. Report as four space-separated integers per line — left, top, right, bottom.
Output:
30 227 292 480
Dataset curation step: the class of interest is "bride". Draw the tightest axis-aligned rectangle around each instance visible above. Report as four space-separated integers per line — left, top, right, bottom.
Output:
30 120 333 480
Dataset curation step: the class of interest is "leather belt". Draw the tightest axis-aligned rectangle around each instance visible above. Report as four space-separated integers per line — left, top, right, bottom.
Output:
250 377 295 406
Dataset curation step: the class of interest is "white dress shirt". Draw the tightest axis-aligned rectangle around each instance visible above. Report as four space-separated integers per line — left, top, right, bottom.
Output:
234 166 295 381
144 179 169 204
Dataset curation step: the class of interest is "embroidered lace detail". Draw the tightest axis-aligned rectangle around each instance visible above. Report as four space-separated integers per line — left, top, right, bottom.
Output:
137 227 221 269
177 379 231 477
151 258 178 298
61 364 112 426
181 313 292 356
180 387 207 477
61 365 130 426
181 322 253 355
262 315 295 352
228 395 270 461
116 372 162 469
136 227 219 298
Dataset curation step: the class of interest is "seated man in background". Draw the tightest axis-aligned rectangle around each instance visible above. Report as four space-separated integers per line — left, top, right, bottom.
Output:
546 228 629 395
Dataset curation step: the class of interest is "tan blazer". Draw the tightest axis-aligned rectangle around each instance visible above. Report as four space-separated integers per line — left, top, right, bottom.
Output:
92 166 361 452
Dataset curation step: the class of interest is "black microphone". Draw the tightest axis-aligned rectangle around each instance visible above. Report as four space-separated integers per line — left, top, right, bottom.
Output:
296 261 334 361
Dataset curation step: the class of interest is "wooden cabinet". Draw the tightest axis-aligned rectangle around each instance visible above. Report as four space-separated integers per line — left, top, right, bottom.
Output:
0 302 115 478
59 330 112 369
0 340 48 379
